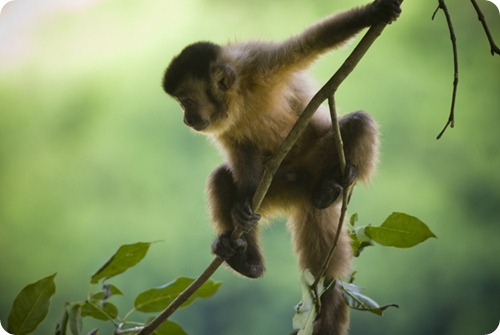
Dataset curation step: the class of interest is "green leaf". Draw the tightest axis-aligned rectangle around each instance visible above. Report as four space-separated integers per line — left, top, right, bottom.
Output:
134 277 221 313
365 212 436 248
81 301 118 321
68 303 82 335
90 242 152 284
7 273 57 335
340 281 398 315
152 321 188 335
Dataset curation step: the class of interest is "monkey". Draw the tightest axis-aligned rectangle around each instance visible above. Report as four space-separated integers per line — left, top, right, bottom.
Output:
162 0 400 334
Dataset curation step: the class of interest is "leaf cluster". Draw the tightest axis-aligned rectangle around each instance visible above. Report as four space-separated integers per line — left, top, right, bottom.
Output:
6 213 435 335
6 242 220 335
292 211 436 335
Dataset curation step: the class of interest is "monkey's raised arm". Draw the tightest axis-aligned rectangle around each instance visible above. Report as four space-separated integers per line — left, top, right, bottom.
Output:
255 0 401 75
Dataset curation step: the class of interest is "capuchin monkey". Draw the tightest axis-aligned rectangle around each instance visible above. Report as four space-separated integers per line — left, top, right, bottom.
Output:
162 0 400 334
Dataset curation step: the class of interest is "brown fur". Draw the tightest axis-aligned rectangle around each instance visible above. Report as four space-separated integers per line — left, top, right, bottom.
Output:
162 0 400 334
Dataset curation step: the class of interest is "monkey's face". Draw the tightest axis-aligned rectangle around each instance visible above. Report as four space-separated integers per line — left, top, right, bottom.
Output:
173 77 229 133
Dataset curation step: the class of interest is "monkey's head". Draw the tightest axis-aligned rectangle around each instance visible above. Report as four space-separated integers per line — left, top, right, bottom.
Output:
163 42 236 133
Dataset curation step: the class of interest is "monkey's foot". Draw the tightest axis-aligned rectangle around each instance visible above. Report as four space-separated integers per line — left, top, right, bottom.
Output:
231 200 261 232
312 164 357 209
212 233 265 278
312 181 343 209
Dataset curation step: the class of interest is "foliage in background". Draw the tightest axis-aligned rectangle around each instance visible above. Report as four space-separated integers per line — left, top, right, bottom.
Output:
6 243 221 335
6 212 434 335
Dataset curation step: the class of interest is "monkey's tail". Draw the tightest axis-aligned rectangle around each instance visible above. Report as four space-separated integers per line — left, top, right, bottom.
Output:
314 284 350 335
289 284 349 335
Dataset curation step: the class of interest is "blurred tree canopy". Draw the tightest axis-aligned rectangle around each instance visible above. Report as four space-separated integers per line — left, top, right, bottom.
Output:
0 0 499 334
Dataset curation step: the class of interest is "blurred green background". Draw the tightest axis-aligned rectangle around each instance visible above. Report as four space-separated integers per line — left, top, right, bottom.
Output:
1 0 499 334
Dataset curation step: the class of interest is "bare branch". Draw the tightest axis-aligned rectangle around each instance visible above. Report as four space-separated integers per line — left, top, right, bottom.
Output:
470 0 500 56
433 0 459 140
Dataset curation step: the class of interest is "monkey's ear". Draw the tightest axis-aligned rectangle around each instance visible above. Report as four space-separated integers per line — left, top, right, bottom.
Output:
211 63 236 91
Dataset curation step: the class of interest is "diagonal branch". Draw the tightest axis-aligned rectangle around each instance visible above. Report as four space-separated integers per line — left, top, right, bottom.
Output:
136 19 394 335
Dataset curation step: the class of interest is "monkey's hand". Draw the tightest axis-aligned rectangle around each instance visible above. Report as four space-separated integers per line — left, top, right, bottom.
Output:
312 164 357 209
370 0 402 25
231 199 261 232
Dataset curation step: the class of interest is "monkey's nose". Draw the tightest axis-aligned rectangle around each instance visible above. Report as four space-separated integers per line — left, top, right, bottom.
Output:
183 113 208 131
183 111 200 126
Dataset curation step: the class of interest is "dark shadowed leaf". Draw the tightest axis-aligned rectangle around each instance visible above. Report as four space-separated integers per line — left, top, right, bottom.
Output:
7 273 57 335
90 242 152 284
365 212 436 248
340 281 398 315
134 277 221 313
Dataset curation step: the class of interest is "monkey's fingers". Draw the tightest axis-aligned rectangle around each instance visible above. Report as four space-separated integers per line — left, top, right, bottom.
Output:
372 0 402 25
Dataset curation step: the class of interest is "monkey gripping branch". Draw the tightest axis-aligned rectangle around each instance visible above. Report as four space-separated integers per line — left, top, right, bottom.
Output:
138 1 405 335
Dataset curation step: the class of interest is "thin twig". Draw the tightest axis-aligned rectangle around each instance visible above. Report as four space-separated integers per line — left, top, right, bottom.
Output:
137 18 392 335
470 0 500 56
310 19 393 305
433 0 459 140
312 96 347 290
309 95 348 312
327 95 347 172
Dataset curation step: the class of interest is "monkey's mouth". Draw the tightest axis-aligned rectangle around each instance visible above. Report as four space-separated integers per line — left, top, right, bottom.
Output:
185 119 209 131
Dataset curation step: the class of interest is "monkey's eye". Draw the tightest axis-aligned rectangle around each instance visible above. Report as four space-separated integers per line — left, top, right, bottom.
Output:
218 78 227 91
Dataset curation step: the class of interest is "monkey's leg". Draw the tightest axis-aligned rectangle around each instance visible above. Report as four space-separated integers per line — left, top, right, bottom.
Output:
339 111 379 184
289 205 352 335
313 284 350 335
208 165 265 278
289 283 349 335
310 110 379 209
